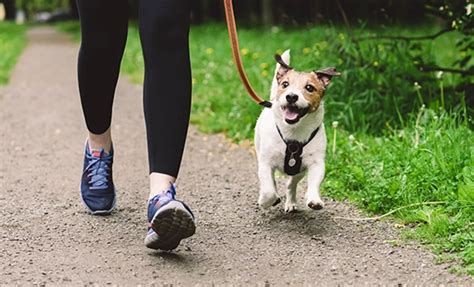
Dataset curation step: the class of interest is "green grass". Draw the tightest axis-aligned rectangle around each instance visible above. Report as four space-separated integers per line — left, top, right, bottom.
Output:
0 22 27 85
325 109 473 275
57 22 471 139
56 21 473 275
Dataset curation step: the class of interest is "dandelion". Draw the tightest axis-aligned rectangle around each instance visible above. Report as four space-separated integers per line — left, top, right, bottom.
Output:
241 48 249 56
373 61 379 67
348 135 355 142
439 6 444 11
271 26 280 34
332 121 339 129
260 63 269 69
261 70 269 77
467 3 472 15
303 47 311 54
205 48 214 55
436 71 443 79
433 115 439 121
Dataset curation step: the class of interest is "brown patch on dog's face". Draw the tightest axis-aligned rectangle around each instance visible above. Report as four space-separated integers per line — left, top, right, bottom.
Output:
273 53 341 124
276 70 326 113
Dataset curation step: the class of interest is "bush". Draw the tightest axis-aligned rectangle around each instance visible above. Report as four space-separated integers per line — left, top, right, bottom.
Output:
16 0 69 16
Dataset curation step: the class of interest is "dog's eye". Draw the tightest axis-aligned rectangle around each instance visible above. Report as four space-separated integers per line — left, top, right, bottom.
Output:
305 85 315 92
282 81 289 88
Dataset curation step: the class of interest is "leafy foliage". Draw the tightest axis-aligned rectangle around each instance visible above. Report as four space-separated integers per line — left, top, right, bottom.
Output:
16 0 69 16
0 22 27 85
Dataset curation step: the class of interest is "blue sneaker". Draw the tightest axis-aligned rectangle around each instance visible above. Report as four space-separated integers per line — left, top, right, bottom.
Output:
145 185 196 250
80 142 116 215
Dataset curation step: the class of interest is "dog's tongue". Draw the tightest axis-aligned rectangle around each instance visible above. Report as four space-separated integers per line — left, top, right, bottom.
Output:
284 109 299 121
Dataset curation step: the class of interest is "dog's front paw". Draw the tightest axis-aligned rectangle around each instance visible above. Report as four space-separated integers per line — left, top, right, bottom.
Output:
258 192 281 209
307 199 324 210
284 201 297 213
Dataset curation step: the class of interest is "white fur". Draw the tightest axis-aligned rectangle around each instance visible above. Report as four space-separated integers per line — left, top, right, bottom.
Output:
255 50 327 212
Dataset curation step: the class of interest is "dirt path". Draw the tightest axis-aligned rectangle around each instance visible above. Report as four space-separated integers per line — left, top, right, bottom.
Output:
0 27 471 285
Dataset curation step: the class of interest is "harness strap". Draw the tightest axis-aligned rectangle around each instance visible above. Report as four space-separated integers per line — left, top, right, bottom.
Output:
223 0 272 108
276 125 321 175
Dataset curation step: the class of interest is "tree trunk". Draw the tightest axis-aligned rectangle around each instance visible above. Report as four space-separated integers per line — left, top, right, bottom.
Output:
262 0 273 26
69 0 78 19
3 0 16 21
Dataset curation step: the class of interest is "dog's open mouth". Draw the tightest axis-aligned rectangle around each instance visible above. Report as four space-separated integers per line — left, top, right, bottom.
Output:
282 105 309 124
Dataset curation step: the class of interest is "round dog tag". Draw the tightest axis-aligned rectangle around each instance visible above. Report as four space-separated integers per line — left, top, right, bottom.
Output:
288 158 296 167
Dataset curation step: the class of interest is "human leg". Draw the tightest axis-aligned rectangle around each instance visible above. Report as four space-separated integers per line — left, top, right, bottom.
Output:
76 0 129 213
139 0 192 198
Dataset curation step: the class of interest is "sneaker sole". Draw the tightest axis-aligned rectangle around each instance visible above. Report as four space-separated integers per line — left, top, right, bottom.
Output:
146 201 196 251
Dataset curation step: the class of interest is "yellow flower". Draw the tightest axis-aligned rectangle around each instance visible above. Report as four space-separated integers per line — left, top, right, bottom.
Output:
241 48 249 56
303 47 311 54
261 70 269 77
260 62 269 69
373 61 379 67
192 78 197 85
205 48 214 55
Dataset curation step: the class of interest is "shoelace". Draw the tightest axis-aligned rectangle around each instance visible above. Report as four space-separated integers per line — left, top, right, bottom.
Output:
85 152 112 190
149 185 177 207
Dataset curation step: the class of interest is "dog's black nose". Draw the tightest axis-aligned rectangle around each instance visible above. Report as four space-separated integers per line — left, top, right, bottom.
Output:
286 94 298 103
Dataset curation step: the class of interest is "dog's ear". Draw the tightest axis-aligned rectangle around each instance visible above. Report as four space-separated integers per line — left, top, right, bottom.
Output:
274 54 293 82
314 67 341 88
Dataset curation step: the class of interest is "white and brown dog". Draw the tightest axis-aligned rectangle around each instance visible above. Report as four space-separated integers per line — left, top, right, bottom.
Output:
254 50 340 212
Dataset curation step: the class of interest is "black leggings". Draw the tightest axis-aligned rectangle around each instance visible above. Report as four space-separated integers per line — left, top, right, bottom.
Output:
76 0 192 177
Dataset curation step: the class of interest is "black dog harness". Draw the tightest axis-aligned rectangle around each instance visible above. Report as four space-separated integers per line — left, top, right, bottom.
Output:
276 125 320 176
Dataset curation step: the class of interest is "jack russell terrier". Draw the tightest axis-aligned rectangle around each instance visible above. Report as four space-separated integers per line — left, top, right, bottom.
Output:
254 50 340 212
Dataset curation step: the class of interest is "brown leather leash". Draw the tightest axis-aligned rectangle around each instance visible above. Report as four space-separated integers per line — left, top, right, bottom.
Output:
223 0 273 108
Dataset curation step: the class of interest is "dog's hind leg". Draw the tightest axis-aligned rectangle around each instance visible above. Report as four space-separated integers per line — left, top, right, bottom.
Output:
306 162 325 210
285 173 304 213
257 164 280 208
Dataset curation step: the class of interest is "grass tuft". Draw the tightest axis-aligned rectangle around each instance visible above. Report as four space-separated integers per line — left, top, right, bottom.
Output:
325 109 473 274
0 22 27 85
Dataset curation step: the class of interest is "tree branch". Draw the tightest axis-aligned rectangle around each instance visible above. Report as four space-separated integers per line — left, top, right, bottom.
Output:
356 28 453 42
419 65 474 76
